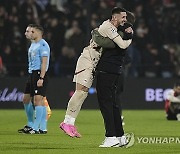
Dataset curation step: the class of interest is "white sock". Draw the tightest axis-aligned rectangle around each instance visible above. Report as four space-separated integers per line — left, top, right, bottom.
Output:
64 115 75 125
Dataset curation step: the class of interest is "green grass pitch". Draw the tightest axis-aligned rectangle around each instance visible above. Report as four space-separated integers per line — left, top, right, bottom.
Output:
0 109 180 154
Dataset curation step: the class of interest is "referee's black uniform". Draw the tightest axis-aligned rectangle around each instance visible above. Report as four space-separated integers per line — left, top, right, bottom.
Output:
96 29 132 137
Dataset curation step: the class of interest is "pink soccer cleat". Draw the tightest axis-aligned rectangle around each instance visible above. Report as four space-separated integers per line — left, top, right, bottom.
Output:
59 122 81 138
71 126 81 138
59 122 75 137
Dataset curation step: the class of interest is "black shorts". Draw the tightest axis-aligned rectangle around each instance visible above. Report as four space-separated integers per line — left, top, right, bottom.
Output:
24 70 48 97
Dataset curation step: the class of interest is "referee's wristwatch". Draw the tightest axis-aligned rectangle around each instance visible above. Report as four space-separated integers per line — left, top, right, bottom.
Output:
39 77 44 80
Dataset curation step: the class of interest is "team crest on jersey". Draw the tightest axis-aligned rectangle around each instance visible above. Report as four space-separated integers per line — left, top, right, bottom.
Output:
111 28 116 33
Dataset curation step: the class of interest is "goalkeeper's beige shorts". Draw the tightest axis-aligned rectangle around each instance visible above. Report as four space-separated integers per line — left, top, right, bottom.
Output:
73 55 94 88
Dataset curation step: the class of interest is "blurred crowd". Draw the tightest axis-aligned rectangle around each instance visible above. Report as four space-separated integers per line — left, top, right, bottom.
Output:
0 0 180 78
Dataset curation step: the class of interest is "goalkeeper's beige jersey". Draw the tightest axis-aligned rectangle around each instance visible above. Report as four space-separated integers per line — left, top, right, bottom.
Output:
98 20 119 39
80 20 119 69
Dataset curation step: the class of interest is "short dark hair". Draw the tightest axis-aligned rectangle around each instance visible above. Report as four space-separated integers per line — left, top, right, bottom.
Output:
28 24 44 34
111 7 127 15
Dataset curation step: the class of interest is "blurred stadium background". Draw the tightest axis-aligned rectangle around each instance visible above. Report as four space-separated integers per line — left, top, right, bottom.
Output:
0 0 180 109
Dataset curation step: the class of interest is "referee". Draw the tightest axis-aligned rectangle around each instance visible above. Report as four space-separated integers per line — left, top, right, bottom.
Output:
25 24 50 134
96 23 134 147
